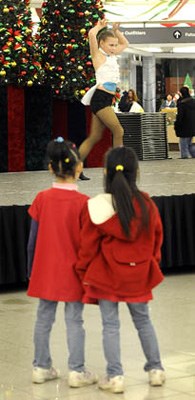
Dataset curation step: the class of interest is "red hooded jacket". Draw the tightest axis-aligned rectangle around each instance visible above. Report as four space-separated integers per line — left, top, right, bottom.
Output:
75 192 164 302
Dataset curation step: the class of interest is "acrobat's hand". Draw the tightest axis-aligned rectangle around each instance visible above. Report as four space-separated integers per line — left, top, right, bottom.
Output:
97 18 108 30
112 22 120 31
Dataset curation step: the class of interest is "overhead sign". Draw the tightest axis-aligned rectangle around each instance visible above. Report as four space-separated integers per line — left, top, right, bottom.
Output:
121 27 195 44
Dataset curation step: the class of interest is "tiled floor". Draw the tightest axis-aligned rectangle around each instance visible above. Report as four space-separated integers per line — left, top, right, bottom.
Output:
0 150 195 399
0 274 195 399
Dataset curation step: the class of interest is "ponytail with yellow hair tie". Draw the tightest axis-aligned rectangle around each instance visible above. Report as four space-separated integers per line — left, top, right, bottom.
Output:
115 164 124 172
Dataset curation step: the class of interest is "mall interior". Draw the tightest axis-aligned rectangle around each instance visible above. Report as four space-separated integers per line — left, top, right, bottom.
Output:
0 1 195 399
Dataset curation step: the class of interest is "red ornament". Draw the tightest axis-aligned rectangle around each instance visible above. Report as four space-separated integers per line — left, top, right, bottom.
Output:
86 61 92 67
54 10 60 15
66 44 73 51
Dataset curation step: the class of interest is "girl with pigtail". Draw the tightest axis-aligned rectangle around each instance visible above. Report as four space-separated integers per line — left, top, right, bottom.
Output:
76 146 165 394
27 138 97 387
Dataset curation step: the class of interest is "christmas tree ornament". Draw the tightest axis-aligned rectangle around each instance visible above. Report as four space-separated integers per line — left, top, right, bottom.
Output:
27 80 33 86
37 0 104 99
80 89 85 96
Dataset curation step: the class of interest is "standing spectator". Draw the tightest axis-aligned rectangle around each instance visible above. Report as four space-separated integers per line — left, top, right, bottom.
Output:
76 146 165 394
27 138 97 387
174 86 195 158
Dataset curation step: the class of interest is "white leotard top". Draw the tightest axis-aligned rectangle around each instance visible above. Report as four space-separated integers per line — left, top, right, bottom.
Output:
95 54 120 85
81 49 120 106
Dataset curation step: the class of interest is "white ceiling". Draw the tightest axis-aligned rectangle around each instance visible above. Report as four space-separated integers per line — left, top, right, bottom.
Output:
29 0 195 56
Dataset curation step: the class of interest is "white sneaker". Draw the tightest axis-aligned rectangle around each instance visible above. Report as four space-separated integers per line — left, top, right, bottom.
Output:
149 369 166 386
68 370 98 388
98 375 125 393
32 366 60 384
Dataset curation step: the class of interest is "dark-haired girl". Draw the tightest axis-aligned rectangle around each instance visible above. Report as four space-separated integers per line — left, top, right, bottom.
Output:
27 138 97 387
79 19 129 161
76 146 165 393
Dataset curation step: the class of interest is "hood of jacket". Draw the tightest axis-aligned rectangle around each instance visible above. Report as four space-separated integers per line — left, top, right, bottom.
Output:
87 193 146 242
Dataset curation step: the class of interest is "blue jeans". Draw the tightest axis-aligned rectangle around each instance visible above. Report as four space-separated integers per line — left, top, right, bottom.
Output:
33 299 85 371
179 137 195 158
99 300 164 377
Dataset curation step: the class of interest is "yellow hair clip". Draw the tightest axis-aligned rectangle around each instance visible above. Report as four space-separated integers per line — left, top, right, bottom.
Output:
115 164 124 171
64 157 70 163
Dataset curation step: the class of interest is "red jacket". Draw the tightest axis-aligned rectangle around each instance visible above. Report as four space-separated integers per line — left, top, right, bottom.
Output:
75 192 164 302
27 187 88 302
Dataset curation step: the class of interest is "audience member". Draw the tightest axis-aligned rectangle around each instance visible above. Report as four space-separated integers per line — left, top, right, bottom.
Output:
76 146 165 394
174 86 195 158
159 93 176 110
118 89 144 113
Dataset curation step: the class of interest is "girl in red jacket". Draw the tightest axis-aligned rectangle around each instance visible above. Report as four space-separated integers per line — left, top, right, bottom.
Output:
76 146 165 393
27 138 97 387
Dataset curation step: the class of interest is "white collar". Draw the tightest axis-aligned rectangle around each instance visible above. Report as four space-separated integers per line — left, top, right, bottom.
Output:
52 182 78 191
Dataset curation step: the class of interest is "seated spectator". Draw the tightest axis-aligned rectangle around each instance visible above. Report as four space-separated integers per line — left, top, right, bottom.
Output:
159 93 176 110
118 89 144 113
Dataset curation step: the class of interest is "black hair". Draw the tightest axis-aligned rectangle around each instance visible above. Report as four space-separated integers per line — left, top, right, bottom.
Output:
46 138 79 179
180 86 190 98
104 146 149 237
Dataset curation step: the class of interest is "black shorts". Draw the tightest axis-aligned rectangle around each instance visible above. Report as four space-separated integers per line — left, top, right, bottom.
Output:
91 89 114 114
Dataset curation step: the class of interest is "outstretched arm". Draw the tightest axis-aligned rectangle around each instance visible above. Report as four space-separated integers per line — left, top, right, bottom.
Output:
112 23 129 54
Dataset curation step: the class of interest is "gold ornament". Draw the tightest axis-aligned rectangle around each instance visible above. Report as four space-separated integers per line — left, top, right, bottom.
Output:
42 18 48 25
22 47 27 53
27 80 33 87
80 28 86 35
3 7 9 13
80 89 85 96
60 75 65 80
78 65 83 71
0 70 6 76
11 61 17 67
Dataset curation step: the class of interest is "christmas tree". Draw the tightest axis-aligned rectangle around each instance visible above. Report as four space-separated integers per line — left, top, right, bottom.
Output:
0 0 43 86
183 73 193 91
38 0 104 101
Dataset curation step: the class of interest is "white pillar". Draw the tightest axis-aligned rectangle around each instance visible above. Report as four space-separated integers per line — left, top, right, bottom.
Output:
142 56 156 112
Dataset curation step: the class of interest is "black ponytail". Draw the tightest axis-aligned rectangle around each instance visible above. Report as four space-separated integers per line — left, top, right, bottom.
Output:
104 147 149 237
46 138 79 179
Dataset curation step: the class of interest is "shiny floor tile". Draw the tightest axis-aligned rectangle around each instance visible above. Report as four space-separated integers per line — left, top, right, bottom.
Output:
0 274 195 399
